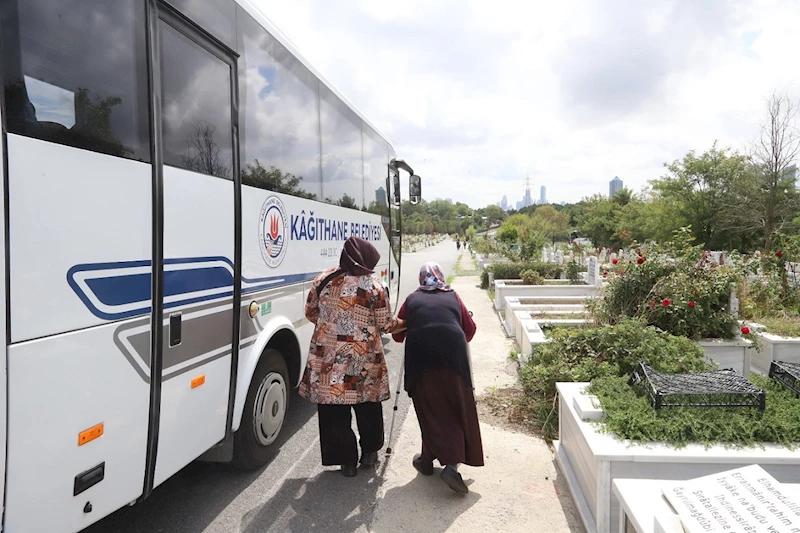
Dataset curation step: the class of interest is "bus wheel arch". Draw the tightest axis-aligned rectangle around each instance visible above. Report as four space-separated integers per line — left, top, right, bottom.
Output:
231 325 302 470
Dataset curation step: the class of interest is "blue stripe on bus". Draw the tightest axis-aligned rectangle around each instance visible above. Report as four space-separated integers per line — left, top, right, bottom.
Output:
67 257 321 320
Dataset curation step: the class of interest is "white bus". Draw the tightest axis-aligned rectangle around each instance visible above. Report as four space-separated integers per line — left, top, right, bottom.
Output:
0 0 421 531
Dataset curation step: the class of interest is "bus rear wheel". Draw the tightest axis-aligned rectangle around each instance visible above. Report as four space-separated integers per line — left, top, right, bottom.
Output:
232 349 289 470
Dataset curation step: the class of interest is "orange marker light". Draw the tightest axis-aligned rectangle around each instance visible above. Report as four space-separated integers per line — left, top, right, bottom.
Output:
78 423 104 446
191 375 206 389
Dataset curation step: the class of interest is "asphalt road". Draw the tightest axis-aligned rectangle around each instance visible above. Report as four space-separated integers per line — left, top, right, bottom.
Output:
87 238 461 533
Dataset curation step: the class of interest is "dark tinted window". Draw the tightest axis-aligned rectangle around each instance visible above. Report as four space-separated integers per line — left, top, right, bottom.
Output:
320 85 364 210
165 0 236 51
0 0 150 161
363 125 390 228
238 8 320 199
160 21 233 179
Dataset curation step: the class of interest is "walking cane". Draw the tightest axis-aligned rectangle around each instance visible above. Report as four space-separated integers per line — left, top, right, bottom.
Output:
385 356 405 456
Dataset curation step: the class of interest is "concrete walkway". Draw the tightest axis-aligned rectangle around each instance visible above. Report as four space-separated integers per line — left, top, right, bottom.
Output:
368 269 585 532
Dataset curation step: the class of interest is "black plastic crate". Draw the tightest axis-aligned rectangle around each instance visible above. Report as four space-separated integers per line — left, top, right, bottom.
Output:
628 362 766 410
769 360 800 397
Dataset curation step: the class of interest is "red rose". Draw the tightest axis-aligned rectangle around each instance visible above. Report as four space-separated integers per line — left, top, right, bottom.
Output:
612 258 618 265
661 298 671 307
688 301 696 308
741 326 750 335
603 270 608 277
648 301 656 308
776 250 784 258
636 257 644 264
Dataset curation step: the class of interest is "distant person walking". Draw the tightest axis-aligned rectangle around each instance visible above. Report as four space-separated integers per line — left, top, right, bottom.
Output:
392 262 483 493
300 236 399 477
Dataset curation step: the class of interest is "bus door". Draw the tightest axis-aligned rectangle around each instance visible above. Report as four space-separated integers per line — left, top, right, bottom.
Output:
149 5 239 488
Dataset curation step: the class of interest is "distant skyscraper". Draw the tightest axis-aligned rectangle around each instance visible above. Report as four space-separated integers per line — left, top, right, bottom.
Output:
501 195 508 210
516 200 523 210
609 176 623 198
539 186 547 205
560 201 566 206
375 186 386 206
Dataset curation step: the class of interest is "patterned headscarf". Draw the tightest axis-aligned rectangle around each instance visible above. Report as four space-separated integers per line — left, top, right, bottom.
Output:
417 261 452 292
339 236 380 276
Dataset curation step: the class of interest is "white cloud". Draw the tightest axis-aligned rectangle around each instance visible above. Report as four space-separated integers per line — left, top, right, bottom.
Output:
253 0 800 206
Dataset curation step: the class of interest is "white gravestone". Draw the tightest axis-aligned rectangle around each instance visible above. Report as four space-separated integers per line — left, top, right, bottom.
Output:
661 464 800 533
586 256 599 286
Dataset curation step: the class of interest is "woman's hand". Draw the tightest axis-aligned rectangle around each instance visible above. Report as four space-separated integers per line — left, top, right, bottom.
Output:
384 318 407 334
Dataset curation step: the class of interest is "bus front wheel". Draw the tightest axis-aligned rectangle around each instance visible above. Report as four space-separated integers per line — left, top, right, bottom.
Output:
232 349 290 470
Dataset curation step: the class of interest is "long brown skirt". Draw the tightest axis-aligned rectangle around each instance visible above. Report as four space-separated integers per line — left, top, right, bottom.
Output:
411 367 484 467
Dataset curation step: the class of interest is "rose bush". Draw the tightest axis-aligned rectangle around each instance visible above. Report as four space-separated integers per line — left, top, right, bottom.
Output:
591 227 745 340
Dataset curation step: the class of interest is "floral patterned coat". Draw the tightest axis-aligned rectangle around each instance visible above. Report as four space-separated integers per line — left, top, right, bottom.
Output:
299 267 395 405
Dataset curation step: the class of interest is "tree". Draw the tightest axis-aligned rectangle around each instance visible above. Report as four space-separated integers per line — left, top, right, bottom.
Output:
529 205 569 240
337 193 358 209
728 91 800 252
574 194 620 248
181 120 230 178
482 204 507 229
611 187 633 206
241 160 316 199
651 143 748 250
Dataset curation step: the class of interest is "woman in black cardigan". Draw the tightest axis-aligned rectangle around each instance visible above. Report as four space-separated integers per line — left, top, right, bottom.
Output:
392 261 483 494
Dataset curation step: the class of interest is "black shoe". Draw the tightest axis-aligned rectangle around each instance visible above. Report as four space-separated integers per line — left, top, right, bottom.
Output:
440 465 468 493
412 453 434 476
342 463 358 477
360 451 379 467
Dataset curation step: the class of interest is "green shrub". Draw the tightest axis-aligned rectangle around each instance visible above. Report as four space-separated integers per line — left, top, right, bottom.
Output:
520 269 544 285
481 262 562 289
517 318 709 440
588 374 800 448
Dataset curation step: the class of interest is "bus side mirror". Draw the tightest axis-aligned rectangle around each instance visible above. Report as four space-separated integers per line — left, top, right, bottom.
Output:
409 175 421 205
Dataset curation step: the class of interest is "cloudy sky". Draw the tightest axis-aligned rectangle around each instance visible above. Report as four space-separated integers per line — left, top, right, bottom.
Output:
253 0 800 208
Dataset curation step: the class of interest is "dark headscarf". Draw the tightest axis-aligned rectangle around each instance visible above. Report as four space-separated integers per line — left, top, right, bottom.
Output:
417 261 453 291
339 236 380 276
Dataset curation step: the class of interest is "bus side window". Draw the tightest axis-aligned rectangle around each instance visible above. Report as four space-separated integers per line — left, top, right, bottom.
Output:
0 0 150 163
237 7 321 200
319 84 364 210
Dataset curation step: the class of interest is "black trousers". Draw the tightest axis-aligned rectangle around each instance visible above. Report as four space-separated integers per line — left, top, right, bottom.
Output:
317 402 384 466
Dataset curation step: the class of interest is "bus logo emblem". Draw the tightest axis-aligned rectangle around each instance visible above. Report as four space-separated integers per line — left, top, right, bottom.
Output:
259 196 288 268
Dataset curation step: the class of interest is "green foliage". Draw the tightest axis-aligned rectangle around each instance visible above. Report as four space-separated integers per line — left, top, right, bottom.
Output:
593 228 744 340
651 143 751 251
482 262 563 289
754 314 800 338
517 319 709 440
740 233 800 320
242 160 316 199
520 269 544 285
588 374 800 448
566 259 583 283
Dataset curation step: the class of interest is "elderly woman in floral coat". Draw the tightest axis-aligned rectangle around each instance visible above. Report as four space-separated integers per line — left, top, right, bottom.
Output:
300 236 399 477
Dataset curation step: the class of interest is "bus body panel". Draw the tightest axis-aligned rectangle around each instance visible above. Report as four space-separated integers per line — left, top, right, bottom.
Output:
5 134 152 532
5 323 150 533
8 136 153 343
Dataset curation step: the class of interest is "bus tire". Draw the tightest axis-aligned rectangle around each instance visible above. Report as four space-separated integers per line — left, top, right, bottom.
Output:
232 349 290 470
